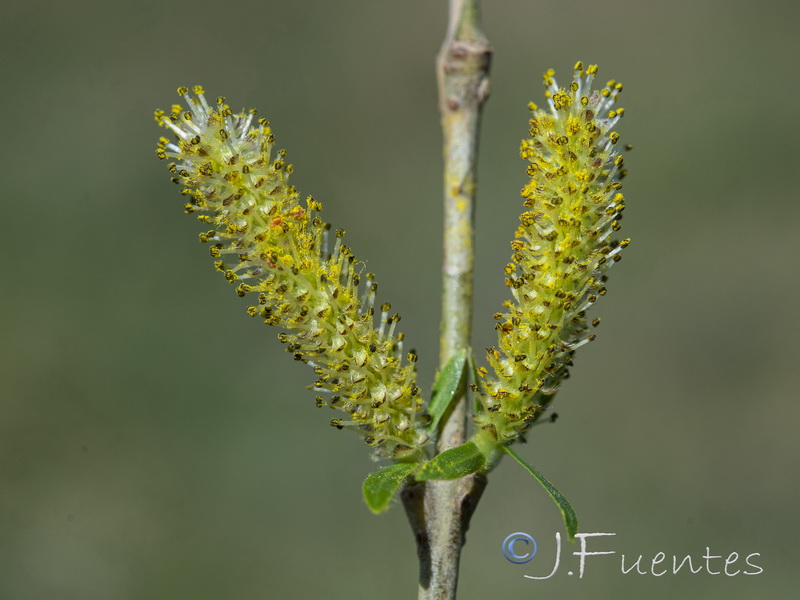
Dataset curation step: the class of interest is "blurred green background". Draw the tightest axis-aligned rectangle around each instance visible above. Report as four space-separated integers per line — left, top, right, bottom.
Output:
2 0 798 598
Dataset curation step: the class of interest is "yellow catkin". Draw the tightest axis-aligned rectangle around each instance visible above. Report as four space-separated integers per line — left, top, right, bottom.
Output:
475 63 631 443
156 88 428 459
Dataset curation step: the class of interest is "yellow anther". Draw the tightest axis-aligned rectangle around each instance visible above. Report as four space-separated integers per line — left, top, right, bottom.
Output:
552 91 572 110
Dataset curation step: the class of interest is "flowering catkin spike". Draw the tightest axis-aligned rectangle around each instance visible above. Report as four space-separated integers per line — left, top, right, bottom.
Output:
475 62 630 444
155 87 428 459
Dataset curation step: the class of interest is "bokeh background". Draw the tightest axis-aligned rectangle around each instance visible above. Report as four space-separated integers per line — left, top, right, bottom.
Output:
2 0 799 598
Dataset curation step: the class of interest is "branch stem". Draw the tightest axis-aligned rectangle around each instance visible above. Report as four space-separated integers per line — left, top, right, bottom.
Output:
403 2 491 598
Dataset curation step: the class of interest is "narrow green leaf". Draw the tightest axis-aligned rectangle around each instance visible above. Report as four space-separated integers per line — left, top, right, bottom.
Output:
362 462 419 514
502 445 579 541
427 349 468 435
415 441 486 481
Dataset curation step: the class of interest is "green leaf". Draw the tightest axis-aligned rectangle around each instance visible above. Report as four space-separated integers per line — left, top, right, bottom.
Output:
363 462 419 514
415 441 486 481
427 349 468 436
502 445 579 541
